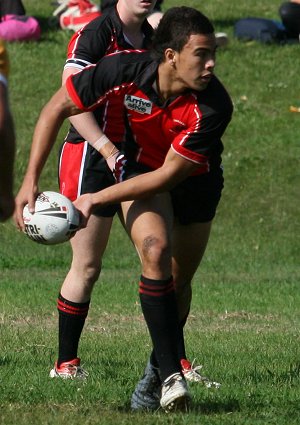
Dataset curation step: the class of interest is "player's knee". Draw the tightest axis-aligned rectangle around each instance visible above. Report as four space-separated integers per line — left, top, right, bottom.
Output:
72 258 102 285
141 235 171 269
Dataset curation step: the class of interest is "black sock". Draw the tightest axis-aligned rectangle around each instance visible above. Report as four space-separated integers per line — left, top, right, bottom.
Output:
177 310 189 360
57 293 90 366
139 275 182 382
150 309 189 369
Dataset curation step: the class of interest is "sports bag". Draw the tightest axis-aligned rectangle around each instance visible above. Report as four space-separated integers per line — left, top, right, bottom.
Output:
0 14 41 41
234 17 287 43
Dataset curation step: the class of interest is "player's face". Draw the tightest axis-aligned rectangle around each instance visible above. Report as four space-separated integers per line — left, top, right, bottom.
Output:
173 33 217 92
123 0 156 17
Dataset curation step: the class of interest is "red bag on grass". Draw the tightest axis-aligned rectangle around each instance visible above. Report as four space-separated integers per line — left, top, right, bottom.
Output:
53 0 101 31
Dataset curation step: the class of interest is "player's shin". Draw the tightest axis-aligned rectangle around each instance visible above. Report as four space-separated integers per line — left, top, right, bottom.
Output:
138 275 182 382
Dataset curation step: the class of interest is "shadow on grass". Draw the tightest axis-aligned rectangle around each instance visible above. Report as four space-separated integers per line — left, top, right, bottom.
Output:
118 397 240 415
190 397 240 414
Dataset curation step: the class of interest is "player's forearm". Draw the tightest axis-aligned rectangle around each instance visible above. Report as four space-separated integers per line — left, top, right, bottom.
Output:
90 165 186 209
23 87 76 183
68 112 118 160
89 149 201 209
64 67 119 161
24 108 64 183
63 66 119 160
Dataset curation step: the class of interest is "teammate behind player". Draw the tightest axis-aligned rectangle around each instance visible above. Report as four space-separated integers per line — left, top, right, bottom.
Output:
100 0 164 28
15 7 233 411
15 0 155 377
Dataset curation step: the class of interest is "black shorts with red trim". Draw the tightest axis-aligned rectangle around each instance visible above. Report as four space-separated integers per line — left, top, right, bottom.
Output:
58 140 120 217
123 161 224 225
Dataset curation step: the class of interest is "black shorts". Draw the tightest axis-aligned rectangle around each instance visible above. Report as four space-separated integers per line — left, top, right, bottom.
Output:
170 168 224 224
58 141 120 217
123 162 224 225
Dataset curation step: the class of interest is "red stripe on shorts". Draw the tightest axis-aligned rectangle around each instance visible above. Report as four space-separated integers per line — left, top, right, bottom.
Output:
58 141 87 201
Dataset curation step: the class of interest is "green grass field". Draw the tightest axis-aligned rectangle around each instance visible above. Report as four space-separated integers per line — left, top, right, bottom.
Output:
1 0 300 424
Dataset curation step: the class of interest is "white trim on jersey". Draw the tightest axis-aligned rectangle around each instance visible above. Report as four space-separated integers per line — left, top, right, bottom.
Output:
64 58 92 71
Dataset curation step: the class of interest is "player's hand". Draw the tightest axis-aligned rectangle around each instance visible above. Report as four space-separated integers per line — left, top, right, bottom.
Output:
112 152 127 183
73 193 94 229
0 194 15 222
106 151 127 183
14 179 39 231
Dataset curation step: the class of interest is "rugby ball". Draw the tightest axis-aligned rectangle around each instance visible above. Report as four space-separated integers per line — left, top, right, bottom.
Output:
23 191 80 245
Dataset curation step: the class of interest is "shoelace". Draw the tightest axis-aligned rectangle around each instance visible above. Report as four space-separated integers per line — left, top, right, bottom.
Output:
72 365 89 378
184 359 221 389
60 363 89 378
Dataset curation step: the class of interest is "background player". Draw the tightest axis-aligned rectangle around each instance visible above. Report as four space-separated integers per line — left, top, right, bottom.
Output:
15 0 156 379
100 0 164 27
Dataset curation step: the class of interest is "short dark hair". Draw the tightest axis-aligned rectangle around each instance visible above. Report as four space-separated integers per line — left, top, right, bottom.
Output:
151 7 215 62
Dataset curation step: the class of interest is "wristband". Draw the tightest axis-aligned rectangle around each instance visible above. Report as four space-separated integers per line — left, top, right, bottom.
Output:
92 134 110 152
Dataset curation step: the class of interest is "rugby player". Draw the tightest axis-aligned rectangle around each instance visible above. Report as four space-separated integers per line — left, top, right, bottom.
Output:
15 6 233 411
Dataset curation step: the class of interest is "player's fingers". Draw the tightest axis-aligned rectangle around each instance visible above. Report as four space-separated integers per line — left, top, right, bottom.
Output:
13 197 24 230
78 210 88 229
14 205 25 231
14 192 32 231
27 193 37 214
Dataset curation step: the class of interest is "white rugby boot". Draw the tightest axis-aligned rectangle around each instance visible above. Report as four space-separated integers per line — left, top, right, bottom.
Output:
49 357 88 380
160 373 191 412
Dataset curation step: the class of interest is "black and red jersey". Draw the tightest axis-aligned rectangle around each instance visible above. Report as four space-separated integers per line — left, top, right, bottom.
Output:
64 7 154 143
66 51 233 175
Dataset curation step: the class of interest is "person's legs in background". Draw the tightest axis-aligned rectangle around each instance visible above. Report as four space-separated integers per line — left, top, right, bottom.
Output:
279 1 300 39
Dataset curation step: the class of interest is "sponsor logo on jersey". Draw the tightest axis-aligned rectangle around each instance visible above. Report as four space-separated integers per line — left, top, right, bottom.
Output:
124 95 152 114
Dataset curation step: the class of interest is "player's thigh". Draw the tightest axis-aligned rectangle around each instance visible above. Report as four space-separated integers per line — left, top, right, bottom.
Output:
121 193 174 264
172 221 212 283
70 214 114 266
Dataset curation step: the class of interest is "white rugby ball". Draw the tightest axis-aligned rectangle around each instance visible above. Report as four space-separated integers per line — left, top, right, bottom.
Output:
23 191 80 245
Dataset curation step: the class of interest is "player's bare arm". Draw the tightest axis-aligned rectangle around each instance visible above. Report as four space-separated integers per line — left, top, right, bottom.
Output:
14 83 119 230
62 67 119 165
14 86 80 230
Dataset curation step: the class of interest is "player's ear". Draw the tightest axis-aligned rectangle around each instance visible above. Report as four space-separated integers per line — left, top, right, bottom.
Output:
165 48 176 66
